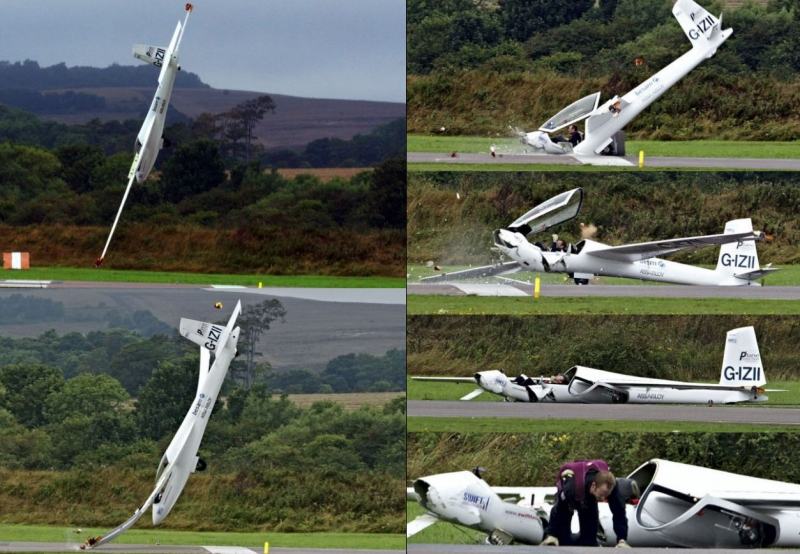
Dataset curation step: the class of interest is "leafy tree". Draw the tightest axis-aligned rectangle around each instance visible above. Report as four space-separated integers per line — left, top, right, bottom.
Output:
44 373 130 424
224 95 276 161
55 144 105 193
235 299 287 387
0 364 64 427
136 355 198 440
368 158 406 228
499 0 593 41
160 139 226 203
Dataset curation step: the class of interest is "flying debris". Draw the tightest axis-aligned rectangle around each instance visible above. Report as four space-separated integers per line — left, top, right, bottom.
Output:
96 3 194 267
81 300 241 549
422 188 777 286
413 326 784 404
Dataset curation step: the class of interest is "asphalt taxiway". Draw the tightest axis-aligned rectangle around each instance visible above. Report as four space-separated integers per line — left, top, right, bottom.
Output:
408 152 800 170
0 283 405 370
0 543 398 554
408 282 800 300
407 401 800 425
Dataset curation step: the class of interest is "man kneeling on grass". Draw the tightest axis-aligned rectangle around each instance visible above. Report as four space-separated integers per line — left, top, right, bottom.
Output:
541 459 632 548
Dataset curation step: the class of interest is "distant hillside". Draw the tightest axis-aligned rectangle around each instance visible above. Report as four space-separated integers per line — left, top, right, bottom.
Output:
0 60 207 89
0 61 405 149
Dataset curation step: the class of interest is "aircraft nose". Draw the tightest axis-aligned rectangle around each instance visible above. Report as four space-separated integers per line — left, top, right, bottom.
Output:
474 373 483 386
152 504 167 526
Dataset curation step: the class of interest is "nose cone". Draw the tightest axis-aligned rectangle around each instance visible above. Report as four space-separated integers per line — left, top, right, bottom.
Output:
152 502 170 526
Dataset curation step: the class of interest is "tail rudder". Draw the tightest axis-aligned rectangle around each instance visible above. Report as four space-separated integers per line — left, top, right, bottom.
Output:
179 300 242 354
716 218 760 277
720 326 766 387
672 0 730 49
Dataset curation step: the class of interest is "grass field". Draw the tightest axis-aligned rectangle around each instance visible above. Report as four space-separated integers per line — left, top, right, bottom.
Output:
407 416 796 433
408 296 800 315
408 264 798 286
408 378 800 405
2 267 404 288
407 135 800 159
287 392 405 410
0 524 404 550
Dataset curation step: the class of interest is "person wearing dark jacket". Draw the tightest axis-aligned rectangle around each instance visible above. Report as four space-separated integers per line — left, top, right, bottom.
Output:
568 124 583 147
541 460 630 548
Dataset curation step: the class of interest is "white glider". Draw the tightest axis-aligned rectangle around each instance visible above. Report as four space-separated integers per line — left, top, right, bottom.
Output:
516 0 732 164
81 300 241 549
409 459 800 548
413 326 781 404
422 188 777 286
97 3 193 266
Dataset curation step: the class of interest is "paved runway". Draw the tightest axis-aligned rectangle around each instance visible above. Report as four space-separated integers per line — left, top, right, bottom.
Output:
408 545 779 553
408 152 800 170
408 282 800 300
407 401 800 425
0 543 398 554
0 284 405 370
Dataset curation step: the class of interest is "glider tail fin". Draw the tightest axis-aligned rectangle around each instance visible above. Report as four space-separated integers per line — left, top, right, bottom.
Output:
715 218 761 279
132 44 168 68
672 0 730 50
179 301 242 354
719 326 766 387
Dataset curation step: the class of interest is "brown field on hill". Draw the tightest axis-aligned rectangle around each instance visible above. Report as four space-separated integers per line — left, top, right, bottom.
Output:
277 167 372 181
287 392 404 410
43 87 405 149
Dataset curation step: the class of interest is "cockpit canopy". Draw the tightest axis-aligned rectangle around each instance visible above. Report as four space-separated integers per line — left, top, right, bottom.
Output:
539 92 601 134
507 188 583 236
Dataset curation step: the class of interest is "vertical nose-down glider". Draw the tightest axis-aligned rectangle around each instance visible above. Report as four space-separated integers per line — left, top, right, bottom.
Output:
96 3 193 267
81 300 241 549
518 0 732 164
422 188 777 286
408 460 800 547
413 326 783 404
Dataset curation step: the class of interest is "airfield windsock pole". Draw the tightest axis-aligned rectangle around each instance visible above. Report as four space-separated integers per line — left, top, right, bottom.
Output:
96 155 139 267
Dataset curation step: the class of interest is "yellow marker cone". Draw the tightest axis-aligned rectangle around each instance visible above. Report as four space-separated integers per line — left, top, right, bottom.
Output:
258 281 263 289
638 150 645 168
264 542 269 554
534 275 541 299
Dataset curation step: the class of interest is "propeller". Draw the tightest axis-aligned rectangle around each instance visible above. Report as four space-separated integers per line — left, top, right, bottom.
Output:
460 388 484 401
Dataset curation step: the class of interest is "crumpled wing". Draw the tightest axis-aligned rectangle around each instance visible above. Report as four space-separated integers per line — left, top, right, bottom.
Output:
420 262 522 283
407 514 440 537
82 469 170 549
411 376 477 383
584 230 760 262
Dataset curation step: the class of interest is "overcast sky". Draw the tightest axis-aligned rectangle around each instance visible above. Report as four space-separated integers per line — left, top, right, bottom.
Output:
0 0 405 103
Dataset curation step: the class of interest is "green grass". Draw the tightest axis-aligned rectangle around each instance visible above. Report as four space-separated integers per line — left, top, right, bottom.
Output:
408 378 800 405
408 296 800 315
0 524 404 550
3 267 404 288
407 417 797 433
406 502 485 545
407 134 800 159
